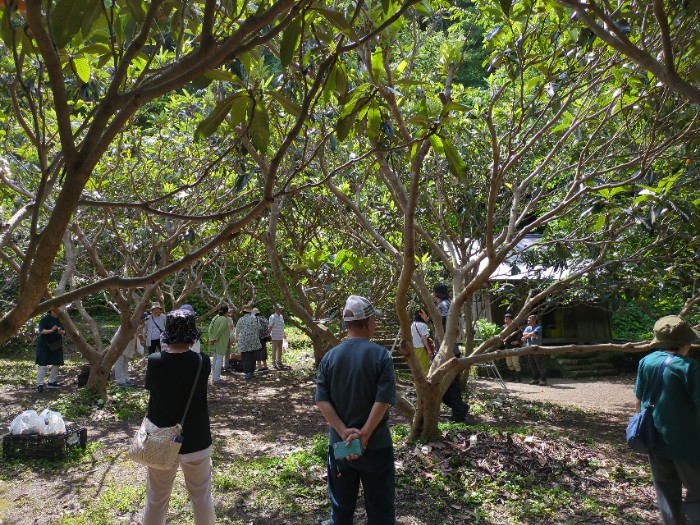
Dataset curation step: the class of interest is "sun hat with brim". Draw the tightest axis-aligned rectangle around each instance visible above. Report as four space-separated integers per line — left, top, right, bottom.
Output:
649 315 700 349
181 304 196 315
150 302 162 310
162 309 201 345
343 295 379 322
241 304 254 313
251 308 260 315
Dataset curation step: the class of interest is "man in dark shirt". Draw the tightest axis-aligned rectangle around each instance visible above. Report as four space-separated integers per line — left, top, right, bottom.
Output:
316 295 396 525
432 283 471 422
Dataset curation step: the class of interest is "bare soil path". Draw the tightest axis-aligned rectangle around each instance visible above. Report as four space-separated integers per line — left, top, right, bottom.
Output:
473 375 637 417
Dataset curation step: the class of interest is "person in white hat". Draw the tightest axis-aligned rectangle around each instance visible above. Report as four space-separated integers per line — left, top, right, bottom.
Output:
268 303 287 369
235 304 261 379
315 295 396 524
634 315 700 525
141 302 166 355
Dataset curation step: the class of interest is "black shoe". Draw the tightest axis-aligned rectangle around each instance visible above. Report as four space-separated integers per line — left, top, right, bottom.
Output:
450 413 476 424
36 385 45 393
539 379 547 386
244 373 254 380
46 382 61 389
528 379 539 385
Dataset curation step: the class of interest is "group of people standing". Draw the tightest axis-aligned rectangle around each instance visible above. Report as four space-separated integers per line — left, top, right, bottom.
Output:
138 301 288 524
409 283 471 423
208 302 288 382
126 301 289 386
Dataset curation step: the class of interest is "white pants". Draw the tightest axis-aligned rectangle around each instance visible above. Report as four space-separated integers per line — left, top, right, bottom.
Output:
143 453 215 525
211 353 223 382
114 354 129 384
37 365 59 386
271 340 283 365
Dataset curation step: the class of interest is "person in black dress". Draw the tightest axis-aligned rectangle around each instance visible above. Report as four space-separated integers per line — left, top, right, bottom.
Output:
35 310 65 392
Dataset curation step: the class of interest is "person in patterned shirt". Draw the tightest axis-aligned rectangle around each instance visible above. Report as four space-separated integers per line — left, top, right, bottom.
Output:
235 304 261 380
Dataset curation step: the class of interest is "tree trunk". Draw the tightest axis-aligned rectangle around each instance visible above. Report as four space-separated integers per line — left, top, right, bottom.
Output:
310 326 340 365
410 387 442 441
86 363 111 399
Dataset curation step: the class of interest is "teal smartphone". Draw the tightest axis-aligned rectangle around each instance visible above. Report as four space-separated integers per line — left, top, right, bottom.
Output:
333 438 362 459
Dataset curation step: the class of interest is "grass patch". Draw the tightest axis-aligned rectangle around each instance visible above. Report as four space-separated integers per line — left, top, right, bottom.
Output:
52 482 144 525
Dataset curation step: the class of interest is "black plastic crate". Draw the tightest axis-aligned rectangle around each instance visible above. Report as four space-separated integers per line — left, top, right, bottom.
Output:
2 426 87 459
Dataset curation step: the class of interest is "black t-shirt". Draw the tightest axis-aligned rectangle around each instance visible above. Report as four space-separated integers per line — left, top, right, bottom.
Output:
145 350 212 454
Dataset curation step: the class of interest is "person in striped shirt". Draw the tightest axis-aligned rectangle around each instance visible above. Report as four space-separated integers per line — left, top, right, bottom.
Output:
268 303 288 369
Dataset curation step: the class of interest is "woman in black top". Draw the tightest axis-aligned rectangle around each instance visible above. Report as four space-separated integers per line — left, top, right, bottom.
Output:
141 309 215 525
35 310 65 392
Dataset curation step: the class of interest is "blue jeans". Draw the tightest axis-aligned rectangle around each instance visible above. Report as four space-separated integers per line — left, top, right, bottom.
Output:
649 452 700 525
327 445 395 525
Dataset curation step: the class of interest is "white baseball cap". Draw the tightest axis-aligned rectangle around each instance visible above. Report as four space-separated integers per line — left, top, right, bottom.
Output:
343 295 378 322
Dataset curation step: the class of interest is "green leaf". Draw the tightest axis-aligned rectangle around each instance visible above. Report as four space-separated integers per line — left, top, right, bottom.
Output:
234 171 254 194
367 100 381 140
125 0 146 24
429 134 445 155
249 103 270 153
81 0 103 38
280 16 302 68
440 101 469 118
339 84 370 119
195 96 238 141
314 7 358 40
443 138 468 183
323 63 338 102
228 96 251 129
594 214 606 232
371 47 384 80
51 0 100 49
267 91 302 118
335 65 348 98
0 12 17 50
72 55 91 83
81 43 111 55
336 114 355 141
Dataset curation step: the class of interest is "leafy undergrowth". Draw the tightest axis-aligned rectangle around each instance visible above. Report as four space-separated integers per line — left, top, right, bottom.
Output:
0 342 658 525
393 422 654 524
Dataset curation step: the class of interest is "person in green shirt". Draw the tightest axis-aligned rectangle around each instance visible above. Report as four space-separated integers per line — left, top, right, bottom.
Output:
208 305 231 385
634 315 700 525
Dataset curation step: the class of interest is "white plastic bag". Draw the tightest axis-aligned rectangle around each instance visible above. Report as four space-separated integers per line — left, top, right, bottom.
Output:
39 409 66 435
9 410 44 435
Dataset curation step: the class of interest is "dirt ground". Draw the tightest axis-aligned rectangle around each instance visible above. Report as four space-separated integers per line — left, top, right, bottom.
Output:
473 375 637 417
0 357 654 524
